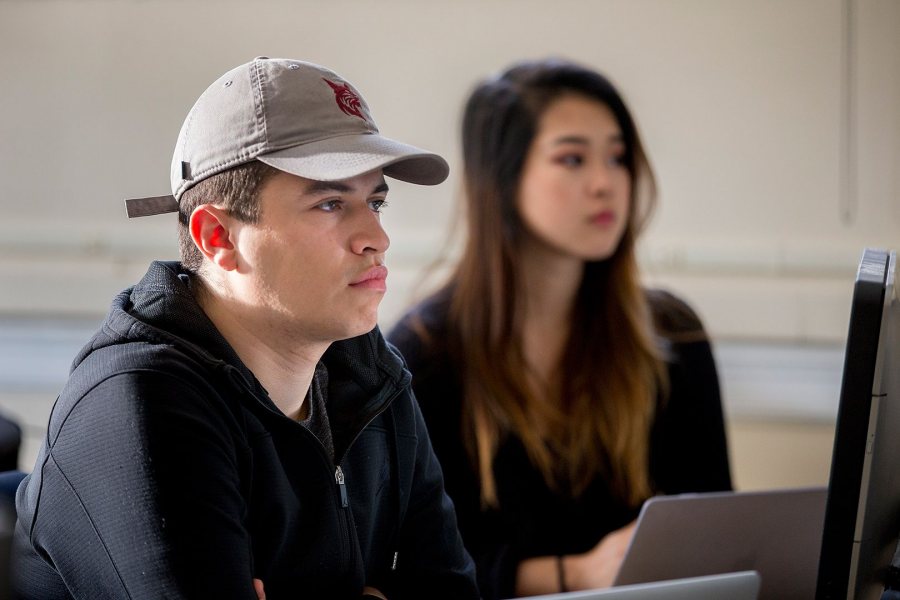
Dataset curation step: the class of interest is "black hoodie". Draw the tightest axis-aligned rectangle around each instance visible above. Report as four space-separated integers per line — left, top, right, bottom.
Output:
13 261 478 600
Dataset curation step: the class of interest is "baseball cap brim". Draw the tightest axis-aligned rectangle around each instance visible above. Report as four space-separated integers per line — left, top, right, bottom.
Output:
124 133 449 218
257 133 449 186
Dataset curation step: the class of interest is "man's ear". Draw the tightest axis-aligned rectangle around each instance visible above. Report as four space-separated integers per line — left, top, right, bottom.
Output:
190 204 238 271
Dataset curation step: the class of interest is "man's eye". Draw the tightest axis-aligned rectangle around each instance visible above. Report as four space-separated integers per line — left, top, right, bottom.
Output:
317 199 342 212
369 199 388 213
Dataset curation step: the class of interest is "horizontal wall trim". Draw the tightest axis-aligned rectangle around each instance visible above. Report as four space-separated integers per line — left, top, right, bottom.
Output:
0 237 868 343
0 223 887 276
0 316 843 424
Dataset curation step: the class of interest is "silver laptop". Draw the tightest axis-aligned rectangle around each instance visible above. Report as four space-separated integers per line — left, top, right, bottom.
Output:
523 571 760 600
613 487 826 600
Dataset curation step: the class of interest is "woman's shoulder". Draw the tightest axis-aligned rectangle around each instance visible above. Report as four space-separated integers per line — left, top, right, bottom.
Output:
387 288 462 415
645 288 709 343
387 287 455 363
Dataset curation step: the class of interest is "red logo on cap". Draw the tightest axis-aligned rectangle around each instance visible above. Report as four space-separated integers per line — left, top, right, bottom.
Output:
323 79 367 121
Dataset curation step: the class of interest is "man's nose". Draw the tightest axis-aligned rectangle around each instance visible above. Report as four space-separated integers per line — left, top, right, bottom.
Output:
350 210 390 255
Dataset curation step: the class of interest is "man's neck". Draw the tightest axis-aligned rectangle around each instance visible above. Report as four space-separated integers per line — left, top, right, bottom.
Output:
195 279 328 421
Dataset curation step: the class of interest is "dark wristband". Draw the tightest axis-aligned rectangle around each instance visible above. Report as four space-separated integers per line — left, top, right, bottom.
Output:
557 555 568 592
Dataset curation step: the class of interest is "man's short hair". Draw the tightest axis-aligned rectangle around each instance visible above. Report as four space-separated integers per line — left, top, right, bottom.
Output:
177 161 280 272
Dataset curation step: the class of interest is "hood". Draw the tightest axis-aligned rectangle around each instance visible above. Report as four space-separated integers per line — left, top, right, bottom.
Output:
72 261 411 428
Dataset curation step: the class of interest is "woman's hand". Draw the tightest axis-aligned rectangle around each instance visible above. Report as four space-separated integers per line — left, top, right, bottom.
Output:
565 520 637 590
253 578 266 600
251 579 385 599
515 519 637 595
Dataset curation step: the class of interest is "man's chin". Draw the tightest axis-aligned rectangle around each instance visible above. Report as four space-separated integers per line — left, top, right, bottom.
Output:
334 316 379 342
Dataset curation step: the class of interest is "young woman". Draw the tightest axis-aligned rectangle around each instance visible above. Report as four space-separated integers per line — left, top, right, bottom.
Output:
388 58 732 599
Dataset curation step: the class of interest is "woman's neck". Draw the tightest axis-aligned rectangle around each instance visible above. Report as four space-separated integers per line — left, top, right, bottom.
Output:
518 239 585 385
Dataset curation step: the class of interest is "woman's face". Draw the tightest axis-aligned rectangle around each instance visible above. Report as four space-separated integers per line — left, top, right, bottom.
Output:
516 94 631 263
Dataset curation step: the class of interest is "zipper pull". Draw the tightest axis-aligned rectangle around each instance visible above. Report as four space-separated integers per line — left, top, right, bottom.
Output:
335 465 349 508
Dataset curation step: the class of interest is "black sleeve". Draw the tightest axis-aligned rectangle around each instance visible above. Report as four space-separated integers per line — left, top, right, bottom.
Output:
17 370 259 599
389 392 480 600
649 292 733 494
0 413 21 472
389 313 516 600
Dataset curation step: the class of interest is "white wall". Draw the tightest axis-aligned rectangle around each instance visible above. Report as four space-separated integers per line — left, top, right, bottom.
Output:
0 1 899 478
1 0 897 330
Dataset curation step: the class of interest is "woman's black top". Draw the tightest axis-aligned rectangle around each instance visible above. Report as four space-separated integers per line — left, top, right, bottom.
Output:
388 288 733 599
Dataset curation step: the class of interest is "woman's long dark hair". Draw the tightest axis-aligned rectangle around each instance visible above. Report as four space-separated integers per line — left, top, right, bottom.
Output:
443 58 666 507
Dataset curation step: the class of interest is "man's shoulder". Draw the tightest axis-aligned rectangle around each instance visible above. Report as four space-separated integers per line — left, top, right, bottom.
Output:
71 337 216 385
58 340 229 420
46 340 250 458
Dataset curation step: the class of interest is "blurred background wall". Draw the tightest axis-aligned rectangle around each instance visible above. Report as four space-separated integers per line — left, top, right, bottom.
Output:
1 0 898 490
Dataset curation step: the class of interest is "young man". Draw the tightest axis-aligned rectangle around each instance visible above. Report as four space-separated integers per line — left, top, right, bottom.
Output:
13 57 478 600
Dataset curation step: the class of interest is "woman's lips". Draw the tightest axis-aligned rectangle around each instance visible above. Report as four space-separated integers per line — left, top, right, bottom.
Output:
591 210 616 226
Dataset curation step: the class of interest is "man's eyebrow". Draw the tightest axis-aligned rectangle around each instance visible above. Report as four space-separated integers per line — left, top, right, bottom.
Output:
303 180 390 195
304 180 354 194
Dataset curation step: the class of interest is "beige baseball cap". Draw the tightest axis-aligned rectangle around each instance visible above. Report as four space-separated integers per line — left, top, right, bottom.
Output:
125 57 449 218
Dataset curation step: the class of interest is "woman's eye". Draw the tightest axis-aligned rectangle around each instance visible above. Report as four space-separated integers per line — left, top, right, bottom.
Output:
557 154 584 167
369 199 389 213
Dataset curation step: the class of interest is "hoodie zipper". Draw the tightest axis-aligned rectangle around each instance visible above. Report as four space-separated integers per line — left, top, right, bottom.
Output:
328 389 398 583
334 465 349 508
331 383 403 510
225 362 406 578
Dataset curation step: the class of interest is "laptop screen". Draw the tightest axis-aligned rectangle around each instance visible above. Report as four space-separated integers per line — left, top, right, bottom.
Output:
613 487 826 599
524 571 759 600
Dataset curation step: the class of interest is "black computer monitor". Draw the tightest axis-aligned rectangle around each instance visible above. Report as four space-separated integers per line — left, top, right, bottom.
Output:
816 248 900 600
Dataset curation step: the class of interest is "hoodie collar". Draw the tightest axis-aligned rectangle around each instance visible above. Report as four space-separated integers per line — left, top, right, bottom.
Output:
75 261 410 424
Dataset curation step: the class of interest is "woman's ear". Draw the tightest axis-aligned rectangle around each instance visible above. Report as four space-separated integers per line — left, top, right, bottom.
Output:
189 204 238 271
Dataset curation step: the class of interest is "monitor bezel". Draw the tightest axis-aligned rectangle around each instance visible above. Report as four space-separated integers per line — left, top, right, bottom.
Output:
816 248 895 599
